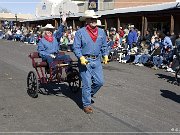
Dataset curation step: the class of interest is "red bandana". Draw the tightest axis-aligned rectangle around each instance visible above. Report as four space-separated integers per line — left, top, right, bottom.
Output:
44 35 53 42
86 25 98 42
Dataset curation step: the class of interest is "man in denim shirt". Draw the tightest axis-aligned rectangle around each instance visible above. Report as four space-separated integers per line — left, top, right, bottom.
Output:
127 25 137 50
73 10 109 114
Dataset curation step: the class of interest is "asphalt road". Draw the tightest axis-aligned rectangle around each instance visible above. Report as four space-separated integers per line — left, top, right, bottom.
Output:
0 40 179 135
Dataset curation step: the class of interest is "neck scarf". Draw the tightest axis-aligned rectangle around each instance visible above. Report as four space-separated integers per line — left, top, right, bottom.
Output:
86 25 98 42
44 35 53 42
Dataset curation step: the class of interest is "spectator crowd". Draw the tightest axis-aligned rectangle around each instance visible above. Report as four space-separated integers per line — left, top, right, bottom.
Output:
0 21 180 74
106 25 180 74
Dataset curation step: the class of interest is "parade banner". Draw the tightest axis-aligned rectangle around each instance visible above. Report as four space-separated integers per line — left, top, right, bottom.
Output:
88 0 98 11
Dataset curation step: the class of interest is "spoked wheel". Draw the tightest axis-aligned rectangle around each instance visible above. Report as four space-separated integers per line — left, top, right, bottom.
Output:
175 68 180 85
67 68 81 93
27 71 39 98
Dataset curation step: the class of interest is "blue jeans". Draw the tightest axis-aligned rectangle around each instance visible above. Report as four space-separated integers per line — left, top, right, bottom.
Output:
79 57 104 107
153 56 163 67
133 54 141 63
139 54 150 64
41 54 71 68
123 55 130 61
119 37 122 45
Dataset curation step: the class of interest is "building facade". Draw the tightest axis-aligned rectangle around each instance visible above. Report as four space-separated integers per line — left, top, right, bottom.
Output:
36 0 79 17
21 0 180 36
73 0 176 12
0 13 34 29
35 0 177 15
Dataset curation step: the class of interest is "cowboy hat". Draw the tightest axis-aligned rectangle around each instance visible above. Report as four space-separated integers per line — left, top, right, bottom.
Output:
110 27 116 31
40 24 55 31
97 20 105 27
129 25 135 28
79 10 101 21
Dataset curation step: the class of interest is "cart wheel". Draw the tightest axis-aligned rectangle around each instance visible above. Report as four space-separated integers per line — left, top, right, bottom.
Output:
175 68 180 85
27 71 39 98
67 69 81 93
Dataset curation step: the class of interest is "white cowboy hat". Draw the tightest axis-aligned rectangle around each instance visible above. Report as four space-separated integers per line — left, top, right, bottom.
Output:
79 10 101 21
110 27 116 31
40 24 55 31
97 20 105 27
122 38 126 42
129 25 135 28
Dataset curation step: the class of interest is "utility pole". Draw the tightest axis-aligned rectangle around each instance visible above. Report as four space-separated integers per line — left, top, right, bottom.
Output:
15 14 17 26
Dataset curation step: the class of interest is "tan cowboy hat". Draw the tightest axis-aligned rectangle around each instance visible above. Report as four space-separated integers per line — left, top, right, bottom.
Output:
40 24 55 31
79 10 101 21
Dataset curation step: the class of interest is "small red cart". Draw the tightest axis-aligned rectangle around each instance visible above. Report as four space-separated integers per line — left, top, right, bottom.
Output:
27 52 81 98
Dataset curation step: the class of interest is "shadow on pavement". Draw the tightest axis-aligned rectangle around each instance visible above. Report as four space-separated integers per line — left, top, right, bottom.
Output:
160 89 180 103
155 73 178 85
39 83 83 109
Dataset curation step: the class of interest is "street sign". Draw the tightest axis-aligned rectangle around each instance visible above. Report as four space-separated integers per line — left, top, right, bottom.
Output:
88 0 98 11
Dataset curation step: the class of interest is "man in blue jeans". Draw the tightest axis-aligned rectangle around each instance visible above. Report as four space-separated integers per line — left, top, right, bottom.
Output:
73 10 109 114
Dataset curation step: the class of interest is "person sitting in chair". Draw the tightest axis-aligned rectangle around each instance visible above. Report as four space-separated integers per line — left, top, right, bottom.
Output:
37 15 71 69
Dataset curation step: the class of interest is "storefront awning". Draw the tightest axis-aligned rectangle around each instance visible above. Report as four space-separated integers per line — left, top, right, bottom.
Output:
97 2 180 16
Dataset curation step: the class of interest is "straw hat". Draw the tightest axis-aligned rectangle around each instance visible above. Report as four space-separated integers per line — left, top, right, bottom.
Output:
40 24 55 31
79 10 101 21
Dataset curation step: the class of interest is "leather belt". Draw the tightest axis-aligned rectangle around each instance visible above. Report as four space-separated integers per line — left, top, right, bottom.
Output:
84 55 98 59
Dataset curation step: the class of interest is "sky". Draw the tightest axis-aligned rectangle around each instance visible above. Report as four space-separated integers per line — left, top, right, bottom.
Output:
0 0 42 14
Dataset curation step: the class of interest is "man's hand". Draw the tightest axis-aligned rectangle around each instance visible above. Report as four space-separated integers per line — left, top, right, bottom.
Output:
80 56 88 65
103 55 109 64
49 54 56 59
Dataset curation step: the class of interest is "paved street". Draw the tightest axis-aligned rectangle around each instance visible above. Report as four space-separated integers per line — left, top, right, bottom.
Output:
0 40 179 135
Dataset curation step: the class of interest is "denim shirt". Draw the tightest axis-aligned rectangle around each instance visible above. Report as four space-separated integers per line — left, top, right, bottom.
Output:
73 27 108 59
162 36 173 48
127 30 137 45
37 25 64 57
